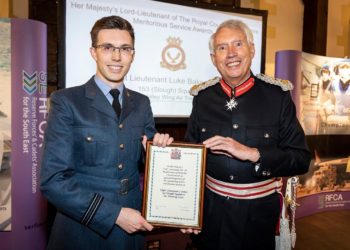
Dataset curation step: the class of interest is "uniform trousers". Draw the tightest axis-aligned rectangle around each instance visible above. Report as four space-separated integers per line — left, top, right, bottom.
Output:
192 188 280 250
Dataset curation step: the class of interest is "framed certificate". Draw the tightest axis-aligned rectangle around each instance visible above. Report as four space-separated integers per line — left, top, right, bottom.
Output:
142 142 206 229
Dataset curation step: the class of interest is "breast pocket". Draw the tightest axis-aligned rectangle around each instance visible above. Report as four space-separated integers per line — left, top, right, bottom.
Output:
245 126 278 147
74 127 110 166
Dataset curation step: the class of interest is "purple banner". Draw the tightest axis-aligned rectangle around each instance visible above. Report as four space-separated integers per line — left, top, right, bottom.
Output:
275 50 350 219
275 50 302 118
297 191 350 218
0 18 47 250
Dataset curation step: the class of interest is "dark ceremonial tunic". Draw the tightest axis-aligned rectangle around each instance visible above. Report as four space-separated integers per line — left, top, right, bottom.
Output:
185 74 311 250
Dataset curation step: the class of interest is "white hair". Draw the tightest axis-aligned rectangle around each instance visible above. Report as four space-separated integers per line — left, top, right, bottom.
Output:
209 19 254 54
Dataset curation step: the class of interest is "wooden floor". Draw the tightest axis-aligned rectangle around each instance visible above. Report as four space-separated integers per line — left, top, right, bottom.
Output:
144 210 350 250
294 210 350 250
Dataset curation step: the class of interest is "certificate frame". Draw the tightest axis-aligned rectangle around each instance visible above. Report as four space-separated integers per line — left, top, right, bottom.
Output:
142 142 206 229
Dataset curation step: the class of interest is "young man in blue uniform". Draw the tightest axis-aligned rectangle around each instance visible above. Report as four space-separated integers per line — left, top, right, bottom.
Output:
40 16 173 249
183 19 311 250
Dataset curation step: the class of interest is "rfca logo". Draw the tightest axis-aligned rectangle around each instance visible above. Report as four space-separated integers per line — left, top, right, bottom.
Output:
325 193 343 202
22 70 47 95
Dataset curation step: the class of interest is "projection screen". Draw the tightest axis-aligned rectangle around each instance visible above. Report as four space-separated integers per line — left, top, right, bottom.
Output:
60 0 267 118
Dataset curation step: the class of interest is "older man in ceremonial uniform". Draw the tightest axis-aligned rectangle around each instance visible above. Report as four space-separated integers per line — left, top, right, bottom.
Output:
184 20 311 250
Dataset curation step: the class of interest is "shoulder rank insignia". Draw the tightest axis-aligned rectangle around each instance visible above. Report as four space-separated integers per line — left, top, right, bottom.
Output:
256 73 293 91
189 77 220 96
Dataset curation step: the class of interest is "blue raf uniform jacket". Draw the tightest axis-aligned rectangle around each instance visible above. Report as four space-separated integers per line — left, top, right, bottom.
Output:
40 77 156 250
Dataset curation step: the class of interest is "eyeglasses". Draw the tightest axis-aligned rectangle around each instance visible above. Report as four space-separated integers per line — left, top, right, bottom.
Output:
94 44 135 55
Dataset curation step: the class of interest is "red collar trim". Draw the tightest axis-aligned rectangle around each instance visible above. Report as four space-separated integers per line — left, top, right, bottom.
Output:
220 77 255 98
220 80 232 97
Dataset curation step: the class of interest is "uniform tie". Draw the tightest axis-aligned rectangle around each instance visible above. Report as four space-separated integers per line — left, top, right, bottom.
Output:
110 89 121 117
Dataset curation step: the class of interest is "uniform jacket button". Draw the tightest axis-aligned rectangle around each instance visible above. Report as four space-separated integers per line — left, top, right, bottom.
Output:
262 171 267 176
229 175 234 181
264 133 270 138
201 128 206 132
120 144 124 149
119 124 123 129
117 164 123 170
255 163 261 172
85 136 93 142
233 124 239 129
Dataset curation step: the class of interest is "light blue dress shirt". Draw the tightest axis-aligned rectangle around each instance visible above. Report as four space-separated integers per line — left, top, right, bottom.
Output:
94 75 124 107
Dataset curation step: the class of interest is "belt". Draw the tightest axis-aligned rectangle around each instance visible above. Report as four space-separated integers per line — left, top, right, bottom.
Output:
206 174 282 200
